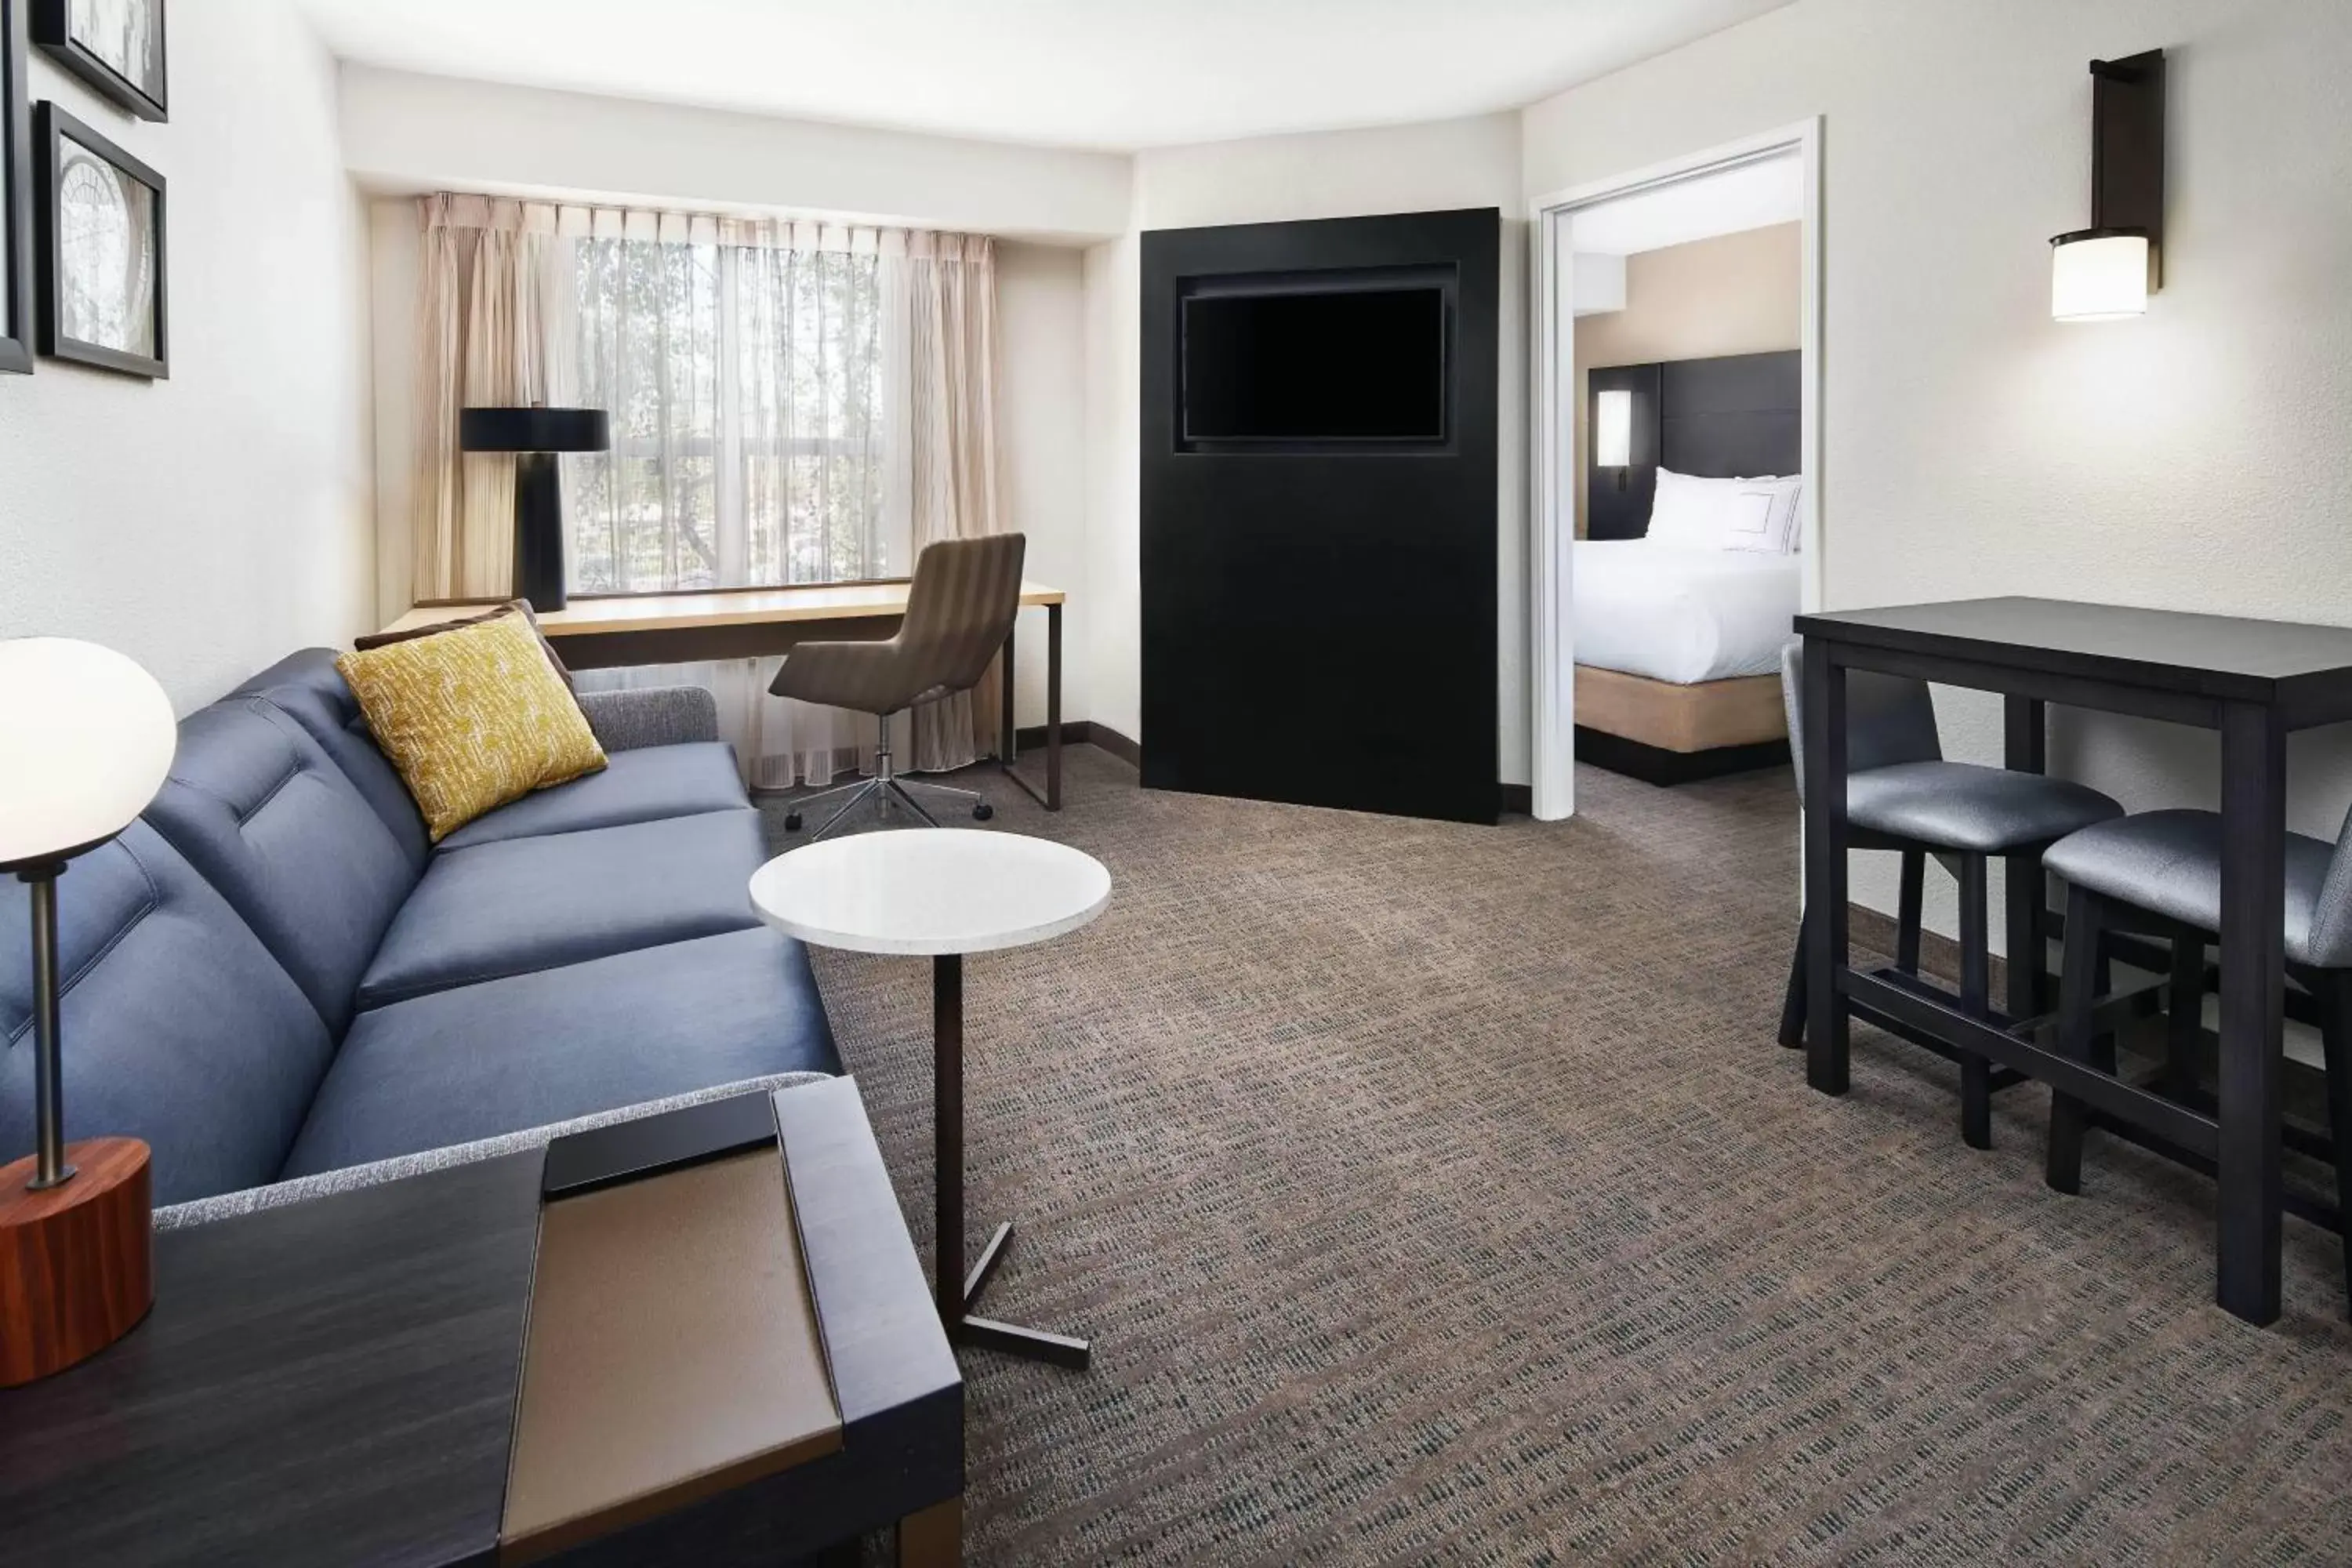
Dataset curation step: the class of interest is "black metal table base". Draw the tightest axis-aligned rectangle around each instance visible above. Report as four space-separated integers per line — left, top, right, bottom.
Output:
953 1221 1091 1368
935 953 1091 1371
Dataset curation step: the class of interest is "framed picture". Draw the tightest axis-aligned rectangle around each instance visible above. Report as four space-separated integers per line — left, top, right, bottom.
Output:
36 102 163 377
1 0 31 374
31 0 164 122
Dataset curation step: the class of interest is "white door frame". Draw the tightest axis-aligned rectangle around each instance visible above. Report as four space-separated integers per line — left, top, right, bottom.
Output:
1524 118 1824 822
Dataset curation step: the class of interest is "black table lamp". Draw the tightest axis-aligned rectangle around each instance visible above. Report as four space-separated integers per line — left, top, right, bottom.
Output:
459 406 612 612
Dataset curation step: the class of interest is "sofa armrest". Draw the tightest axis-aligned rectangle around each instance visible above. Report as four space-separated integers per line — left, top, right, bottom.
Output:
576 684 720 750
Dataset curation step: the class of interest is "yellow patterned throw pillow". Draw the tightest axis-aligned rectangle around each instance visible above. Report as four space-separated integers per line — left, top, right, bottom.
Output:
337 613 608 842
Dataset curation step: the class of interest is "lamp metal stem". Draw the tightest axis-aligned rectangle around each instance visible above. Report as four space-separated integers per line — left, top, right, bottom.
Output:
24 869 75 1191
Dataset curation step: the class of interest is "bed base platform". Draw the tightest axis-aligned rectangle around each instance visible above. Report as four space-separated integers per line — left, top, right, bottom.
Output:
1573 666 1791 786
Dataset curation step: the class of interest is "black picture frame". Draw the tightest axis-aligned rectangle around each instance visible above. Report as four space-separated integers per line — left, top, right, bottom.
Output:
0 0 33 374
36 100 164 378
31 0 164 122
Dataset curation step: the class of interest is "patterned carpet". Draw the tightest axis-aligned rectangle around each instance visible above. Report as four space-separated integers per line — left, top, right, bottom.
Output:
760 750 2352 1565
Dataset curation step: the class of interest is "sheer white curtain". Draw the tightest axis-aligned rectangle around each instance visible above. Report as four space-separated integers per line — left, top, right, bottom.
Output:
551 213 919 786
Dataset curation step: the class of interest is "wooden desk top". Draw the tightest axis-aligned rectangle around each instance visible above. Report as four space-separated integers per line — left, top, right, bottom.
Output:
383 579 1065 641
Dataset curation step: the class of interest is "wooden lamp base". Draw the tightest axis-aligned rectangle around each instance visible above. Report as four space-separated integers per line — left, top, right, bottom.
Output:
0 1137 152 1387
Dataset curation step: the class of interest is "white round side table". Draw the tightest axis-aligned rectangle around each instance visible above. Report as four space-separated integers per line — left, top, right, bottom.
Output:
750 829 1111 1368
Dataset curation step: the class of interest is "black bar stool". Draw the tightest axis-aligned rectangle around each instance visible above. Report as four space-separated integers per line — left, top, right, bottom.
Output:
1779 641 2123 1147
2040 808 2352 1318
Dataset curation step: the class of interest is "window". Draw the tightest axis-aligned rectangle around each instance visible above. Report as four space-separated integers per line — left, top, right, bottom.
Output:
566 238 901 595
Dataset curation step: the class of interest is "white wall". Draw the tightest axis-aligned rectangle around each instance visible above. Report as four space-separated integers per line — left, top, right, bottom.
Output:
1080 234 1142 742
340 65 1130 243
368 198 420 622
0 0 372 713
1524 0 2352 938
1083 112 1533 778
996 241 1092 729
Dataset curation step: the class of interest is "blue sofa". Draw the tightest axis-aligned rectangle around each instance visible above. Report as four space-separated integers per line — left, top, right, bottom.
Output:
0 649 840 1210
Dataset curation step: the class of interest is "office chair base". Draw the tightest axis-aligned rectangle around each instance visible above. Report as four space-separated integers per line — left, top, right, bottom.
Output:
785 773 995 841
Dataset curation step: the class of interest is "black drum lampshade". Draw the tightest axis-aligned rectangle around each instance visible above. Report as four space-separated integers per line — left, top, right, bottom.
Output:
459 407 612 612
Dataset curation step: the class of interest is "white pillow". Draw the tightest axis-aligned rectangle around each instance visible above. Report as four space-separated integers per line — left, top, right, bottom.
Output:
1720 475 1804 554
1642 467 1730 549
1642 468 1803 554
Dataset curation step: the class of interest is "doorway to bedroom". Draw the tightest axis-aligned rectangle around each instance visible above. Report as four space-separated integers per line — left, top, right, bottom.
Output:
1528 124 1820 821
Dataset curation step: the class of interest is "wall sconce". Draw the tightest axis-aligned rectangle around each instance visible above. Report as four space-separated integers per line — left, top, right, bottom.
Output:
2051 49 2164 321
1595 388 1632 487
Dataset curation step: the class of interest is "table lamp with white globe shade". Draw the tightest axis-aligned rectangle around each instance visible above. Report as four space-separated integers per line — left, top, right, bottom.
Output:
0 638 177 1386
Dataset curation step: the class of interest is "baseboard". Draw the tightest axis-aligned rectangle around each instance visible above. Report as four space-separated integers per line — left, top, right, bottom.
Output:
1574 727 1791 787
1013 720 1142 771
1499 782 1532 816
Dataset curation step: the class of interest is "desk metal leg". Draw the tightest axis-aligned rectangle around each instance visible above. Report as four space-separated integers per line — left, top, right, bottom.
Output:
999 633 1017 770
1802 639 1850 1095
2004 696 2050 1020
1000 603 1063 812
931 953 1091 1368
1047 602 1062 811
2216 702 2285 1326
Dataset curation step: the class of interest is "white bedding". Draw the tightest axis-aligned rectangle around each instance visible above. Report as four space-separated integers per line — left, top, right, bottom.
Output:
1572 539 1800 685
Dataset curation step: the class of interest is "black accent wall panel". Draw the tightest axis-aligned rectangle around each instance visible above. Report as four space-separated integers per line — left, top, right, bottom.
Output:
1141 209 1500 825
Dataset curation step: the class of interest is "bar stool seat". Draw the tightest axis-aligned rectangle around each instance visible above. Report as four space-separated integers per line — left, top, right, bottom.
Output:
1851 760 2124 855
2043 810 2341 967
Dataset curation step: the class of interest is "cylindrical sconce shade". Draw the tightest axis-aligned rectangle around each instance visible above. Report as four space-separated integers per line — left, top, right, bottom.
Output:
2050 229 2150 321
1594 388 1633 467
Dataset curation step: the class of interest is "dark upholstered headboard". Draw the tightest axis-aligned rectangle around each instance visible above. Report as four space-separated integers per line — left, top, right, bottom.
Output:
1587 350 1800 541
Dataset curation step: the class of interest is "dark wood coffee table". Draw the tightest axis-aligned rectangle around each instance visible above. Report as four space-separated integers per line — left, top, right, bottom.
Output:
0 1077 962 1566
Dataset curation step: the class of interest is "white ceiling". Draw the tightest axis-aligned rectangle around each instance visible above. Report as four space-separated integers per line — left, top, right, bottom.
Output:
1567 151 1804 255
296 0 1793 153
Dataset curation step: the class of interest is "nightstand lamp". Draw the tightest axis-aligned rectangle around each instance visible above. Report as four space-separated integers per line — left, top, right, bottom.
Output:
0 638 176 1386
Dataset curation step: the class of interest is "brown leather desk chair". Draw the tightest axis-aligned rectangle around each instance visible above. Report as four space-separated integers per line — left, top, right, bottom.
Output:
771 533 1026 841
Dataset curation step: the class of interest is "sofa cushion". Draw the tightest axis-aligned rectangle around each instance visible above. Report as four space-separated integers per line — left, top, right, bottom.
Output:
0 824 335 1206
233 649 431 872
142 699 419 1033
356 808 769 1010
281 928 840 1180
436 741 750 849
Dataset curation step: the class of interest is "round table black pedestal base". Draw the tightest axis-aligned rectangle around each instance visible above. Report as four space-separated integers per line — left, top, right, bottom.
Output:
935 956 1092 1371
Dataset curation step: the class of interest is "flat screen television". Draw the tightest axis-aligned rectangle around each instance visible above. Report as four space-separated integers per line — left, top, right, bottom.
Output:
1181 286 1446 442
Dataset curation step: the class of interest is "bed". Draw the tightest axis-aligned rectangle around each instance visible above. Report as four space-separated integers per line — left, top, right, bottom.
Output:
1576 349 1800 784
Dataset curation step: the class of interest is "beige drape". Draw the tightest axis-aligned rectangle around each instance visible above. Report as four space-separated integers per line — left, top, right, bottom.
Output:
902 233 1004 772
411 195 566 601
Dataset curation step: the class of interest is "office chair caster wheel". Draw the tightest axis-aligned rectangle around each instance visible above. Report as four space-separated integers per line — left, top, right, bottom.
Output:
973 802 994 822
785 811 804 832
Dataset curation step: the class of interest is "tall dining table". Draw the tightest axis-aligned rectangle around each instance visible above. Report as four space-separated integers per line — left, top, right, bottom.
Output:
1794 597 2352 1327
